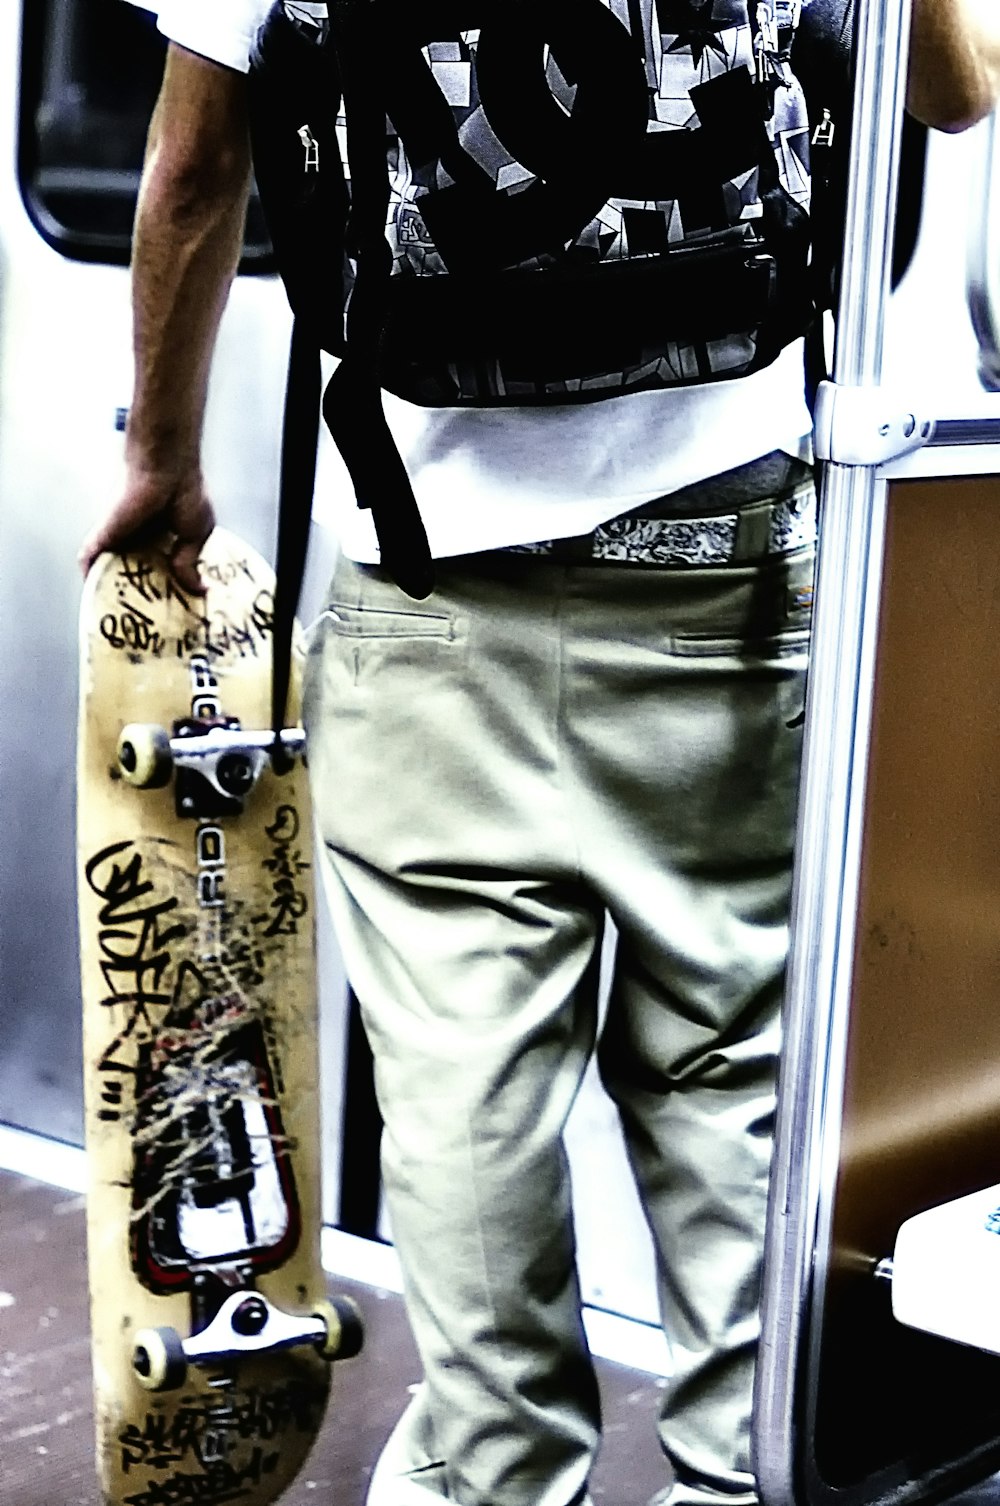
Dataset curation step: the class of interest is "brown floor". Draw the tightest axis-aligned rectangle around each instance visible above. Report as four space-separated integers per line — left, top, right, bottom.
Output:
0 1169 667 1506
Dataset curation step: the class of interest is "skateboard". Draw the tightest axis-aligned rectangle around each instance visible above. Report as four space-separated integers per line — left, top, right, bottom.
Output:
77 526 361 1506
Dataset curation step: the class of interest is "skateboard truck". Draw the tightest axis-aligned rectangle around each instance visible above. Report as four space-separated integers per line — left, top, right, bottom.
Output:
132 1290 364 1392
117 721 307 819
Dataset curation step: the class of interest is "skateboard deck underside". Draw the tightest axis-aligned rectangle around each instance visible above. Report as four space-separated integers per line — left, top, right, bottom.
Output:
77 530 331 1506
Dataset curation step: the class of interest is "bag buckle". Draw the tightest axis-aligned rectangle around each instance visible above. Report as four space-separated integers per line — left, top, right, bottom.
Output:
297 124 320 172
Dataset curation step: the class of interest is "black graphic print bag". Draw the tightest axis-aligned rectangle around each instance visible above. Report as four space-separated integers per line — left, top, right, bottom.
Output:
247 0 830 713
252 0 815 404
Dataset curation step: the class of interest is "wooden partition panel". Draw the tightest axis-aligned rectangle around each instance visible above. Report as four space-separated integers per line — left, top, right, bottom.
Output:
806 475 1000 1501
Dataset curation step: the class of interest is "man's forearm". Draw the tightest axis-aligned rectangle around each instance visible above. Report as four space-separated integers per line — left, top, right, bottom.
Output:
126 45 252 480
79 45 253 588
908 0 1000 132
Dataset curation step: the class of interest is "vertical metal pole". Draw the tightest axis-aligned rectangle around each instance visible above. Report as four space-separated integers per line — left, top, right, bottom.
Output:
834 0 914 383
754 1 914 1501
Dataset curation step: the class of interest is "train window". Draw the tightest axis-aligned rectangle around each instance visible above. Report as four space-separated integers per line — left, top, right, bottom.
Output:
18 0 273 270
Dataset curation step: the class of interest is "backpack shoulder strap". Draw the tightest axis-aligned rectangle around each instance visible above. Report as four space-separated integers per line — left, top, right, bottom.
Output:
326 0 435 602
269 0 434 737
271 317 321 741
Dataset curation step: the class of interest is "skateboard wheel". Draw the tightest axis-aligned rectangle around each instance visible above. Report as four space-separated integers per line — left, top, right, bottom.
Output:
133 1326 187 1391
312 1295 364 1361
118 724 172 788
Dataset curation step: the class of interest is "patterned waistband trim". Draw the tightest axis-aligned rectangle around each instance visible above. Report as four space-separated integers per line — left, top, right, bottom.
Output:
506 484 816 568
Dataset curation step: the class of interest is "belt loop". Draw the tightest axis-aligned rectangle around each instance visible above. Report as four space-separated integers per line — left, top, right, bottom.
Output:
733 499 775 561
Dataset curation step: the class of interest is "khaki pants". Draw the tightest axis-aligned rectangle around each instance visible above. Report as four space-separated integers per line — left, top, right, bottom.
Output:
303 525 814 1506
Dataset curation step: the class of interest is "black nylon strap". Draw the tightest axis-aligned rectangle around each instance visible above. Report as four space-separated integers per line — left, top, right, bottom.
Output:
271 315 321 743
328 0 435 600
793 0 855 405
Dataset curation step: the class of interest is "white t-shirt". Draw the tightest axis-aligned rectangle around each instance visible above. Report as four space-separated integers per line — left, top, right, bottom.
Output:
132 0 269 74
130 0 814 561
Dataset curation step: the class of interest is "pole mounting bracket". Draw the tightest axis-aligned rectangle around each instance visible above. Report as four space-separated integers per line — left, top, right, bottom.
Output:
813 380 936 466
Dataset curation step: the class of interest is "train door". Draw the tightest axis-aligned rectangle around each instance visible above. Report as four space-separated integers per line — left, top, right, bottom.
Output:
755 0 1000 1500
